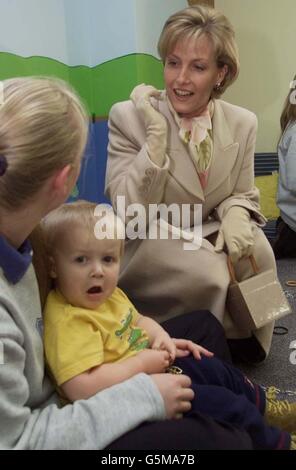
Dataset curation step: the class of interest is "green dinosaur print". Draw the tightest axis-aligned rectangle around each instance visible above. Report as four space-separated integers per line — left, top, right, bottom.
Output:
130 339 150 351
128 327 142 345
115 309 133 338
115 308 148 351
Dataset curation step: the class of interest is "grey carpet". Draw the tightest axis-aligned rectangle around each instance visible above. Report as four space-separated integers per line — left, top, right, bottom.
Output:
239 258 296 391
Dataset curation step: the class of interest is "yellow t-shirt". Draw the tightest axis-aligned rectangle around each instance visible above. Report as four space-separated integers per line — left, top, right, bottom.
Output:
44 287 149 386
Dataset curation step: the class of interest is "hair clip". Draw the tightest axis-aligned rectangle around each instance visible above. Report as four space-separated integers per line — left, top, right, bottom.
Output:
0 154 8 176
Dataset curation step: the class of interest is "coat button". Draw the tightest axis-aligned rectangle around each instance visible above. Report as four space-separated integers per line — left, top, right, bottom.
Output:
145 168 155 178
139 185 149 194
142 176 151 185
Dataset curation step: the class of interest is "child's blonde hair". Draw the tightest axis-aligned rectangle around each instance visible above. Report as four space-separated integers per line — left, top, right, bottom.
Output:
0 76 88 210
41 200 125 257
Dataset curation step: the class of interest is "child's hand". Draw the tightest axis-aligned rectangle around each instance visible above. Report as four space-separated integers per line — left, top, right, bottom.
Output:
137 349 171 374
151 332 177 364
173 338 214 361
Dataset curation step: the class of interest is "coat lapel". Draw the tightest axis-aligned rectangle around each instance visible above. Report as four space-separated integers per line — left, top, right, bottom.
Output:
205 100 239 196
156 97 239 201
157 97 205 201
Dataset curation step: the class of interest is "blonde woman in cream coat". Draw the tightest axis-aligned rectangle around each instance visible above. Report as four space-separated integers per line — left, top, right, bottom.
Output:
105 5 276 363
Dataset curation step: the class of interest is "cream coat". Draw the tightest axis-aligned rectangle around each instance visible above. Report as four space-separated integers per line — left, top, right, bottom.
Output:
105 96 276 356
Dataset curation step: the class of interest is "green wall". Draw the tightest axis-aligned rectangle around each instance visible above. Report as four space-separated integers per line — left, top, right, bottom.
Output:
0 52 164 116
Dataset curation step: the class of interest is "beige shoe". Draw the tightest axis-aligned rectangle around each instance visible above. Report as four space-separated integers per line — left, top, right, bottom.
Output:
265 386 296 433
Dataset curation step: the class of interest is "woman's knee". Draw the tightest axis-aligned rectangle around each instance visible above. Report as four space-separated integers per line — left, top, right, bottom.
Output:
192 309 226 338
179 310 226 339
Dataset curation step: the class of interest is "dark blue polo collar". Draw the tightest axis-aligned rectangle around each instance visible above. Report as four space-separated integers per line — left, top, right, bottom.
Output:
0 235 32 284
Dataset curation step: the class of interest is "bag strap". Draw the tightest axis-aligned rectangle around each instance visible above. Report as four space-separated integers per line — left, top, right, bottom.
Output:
227 254 259 283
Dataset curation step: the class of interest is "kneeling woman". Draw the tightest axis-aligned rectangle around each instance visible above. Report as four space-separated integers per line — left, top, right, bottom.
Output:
106 5 277 363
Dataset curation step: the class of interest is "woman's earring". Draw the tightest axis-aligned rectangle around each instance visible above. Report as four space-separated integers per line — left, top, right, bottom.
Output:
214 82 221 91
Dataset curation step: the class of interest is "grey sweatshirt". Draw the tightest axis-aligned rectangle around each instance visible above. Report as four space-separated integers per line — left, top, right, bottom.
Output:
0 265 165 450
277 121 296 231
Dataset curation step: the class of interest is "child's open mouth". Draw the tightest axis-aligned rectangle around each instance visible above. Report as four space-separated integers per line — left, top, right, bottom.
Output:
87 286 102 294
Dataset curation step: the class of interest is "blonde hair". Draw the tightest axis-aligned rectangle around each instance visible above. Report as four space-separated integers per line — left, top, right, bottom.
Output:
41 200 125 257
280 75 296 133
157 4 239 98
0 76 88 210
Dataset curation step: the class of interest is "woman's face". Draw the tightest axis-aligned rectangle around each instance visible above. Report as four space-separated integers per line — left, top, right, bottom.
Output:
164 34 227 118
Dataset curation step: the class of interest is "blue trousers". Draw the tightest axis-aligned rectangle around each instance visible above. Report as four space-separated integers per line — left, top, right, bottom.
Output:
108 310 253 450
175 355 290 450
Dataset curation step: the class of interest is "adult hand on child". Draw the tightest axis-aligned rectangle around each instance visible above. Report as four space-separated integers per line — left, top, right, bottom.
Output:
215 206 255 264
130 84 167 166
151 373 194 419
173 338 214 361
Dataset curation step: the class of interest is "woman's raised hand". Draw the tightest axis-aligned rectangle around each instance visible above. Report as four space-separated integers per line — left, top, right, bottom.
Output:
130 84 167 166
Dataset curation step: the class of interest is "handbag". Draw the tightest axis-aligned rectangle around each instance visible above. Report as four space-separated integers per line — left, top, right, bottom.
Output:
226 255 291 330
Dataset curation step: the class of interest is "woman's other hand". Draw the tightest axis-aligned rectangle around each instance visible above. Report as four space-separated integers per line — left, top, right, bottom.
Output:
215 206 255 263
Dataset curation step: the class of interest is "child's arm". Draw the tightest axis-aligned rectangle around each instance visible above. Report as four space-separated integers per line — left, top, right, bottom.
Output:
136 314 176 361
137 315 214 361
60 349 170 401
